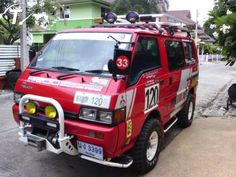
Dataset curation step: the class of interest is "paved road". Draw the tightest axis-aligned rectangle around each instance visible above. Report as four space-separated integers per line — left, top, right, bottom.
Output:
0 62 235 177
196 62 236 116
144 118 236 177
0 95 181 177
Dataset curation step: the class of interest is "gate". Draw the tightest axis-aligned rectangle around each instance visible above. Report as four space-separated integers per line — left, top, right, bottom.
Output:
0 45 20 77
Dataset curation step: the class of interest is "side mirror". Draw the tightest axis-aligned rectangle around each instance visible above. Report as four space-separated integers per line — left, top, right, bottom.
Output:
111 49 132 75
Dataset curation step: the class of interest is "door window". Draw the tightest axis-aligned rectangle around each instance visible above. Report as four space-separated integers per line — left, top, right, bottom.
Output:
165 40 185 71
129 37 161 84
183 42 196 65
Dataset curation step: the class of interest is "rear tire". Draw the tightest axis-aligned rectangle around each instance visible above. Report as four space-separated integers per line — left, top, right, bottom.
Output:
132 119 163 174
177 94 195 128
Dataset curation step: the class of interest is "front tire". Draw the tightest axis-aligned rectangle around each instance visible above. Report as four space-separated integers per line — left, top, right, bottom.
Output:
132 119 163 174
177 94 195 128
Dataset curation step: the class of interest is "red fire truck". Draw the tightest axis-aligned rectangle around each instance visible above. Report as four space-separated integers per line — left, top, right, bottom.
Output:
12 12 198 173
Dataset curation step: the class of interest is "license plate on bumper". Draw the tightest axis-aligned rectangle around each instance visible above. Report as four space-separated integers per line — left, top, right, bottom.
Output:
77 141 103 160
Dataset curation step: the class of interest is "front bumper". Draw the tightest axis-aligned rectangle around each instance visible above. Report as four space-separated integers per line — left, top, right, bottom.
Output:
18 94 78 156
13 94 119 158
14 94 133 168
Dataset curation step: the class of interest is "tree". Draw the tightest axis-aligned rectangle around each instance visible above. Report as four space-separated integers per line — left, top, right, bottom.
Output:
204 0 236 66
111 0 169 15
0 0 56 45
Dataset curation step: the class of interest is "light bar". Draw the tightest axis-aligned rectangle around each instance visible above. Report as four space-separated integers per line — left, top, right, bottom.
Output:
126 11 139 24
104 12 117 24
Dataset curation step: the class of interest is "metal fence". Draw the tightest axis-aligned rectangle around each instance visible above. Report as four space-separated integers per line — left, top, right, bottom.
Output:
199 54 223 63
0 45 20 77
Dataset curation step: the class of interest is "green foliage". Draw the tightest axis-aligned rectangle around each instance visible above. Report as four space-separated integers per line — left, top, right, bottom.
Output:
111 0 169 15
204 0 236 66
199 43 221 54
0 0 55 45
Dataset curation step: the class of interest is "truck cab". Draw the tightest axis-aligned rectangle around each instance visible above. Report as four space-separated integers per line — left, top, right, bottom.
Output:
12 12 198 174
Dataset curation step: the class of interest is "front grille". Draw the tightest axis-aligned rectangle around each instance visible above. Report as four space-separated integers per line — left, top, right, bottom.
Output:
64 111 79 120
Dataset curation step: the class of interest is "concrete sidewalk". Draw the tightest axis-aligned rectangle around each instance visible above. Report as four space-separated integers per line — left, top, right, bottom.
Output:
144 117 236 177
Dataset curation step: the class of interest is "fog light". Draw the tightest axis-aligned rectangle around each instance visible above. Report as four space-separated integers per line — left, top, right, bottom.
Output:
126 11 139 24
25 102 37 114
105 12 117 24
45 106 57 119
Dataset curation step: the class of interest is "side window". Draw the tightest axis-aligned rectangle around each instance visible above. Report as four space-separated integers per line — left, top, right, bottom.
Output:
165 40 185 71
129 37 161 84
183 42 196 65
60 6 70 19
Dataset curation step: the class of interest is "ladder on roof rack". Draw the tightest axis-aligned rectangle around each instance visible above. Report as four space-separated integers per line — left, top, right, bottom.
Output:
92 22 192 38
92 23 160 30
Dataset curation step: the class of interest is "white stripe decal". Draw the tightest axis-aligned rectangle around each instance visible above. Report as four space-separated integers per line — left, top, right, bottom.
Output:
177 68 191 93
128 88 136 118
125 89 134 118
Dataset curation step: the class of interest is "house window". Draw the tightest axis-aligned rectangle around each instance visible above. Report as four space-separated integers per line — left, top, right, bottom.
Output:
60 6 70 19
101 7 109 18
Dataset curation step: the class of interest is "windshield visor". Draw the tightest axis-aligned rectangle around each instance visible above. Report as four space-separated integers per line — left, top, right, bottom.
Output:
30 33 132 72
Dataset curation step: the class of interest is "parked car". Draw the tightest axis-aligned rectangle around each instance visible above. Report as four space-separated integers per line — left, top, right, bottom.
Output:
12 12 199 174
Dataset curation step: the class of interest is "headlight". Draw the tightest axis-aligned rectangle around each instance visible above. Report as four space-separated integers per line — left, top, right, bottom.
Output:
25 101 37 114
14 93 23 104
98 111 112 124
79 107 125 125
45 105 57 119
80 108 97 121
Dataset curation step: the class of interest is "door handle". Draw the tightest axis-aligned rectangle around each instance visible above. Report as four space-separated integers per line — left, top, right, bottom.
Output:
159 79 164 85
169 77 173 85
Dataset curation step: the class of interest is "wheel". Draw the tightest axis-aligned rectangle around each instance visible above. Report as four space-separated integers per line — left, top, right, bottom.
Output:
177 94 195 128
132 119 163 174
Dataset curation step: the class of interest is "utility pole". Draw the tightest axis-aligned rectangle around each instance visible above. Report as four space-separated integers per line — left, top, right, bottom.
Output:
19 0 29 70
195 9 199 57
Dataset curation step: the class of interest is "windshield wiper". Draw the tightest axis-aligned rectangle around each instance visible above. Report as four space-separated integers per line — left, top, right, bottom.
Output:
85 70 110 74
57 72 81 80
30 68 49 75
52 66 80 71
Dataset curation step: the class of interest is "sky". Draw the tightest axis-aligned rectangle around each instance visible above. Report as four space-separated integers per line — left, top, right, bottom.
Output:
168 0 215 25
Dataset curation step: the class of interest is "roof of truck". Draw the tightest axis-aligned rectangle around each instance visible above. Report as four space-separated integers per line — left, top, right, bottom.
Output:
60 27 160 35
59 26 193 40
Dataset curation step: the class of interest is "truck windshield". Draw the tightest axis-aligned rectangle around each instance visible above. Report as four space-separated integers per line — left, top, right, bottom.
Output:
30 32 132 73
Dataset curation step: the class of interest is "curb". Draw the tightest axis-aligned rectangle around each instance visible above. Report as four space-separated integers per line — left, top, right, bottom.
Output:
0 92 13 100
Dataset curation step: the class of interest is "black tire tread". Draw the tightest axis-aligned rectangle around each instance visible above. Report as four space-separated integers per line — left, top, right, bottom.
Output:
177 94 195 128
132 118 162 174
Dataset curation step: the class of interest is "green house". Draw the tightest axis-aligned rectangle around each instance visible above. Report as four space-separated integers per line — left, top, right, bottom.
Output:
32 0 113 45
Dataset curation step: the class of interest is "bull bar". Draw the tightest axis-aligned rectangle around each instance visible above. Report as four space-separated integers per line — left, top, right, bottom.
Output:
18 94 78 156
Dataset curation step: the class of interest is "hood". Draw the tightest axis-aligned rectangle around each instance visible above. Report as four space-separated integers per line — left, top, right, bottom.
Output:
15 69 125 114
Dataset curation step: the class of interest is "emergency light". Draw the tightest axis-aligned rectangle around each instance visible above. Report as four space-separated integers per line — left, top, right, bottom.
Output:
104 12 117 24
126 11 139 23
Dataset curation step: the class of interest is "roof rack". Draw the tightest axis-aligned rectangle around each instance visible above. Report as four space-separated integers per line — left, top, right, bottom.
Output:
93 23 160 31
92 12 193 38
93 22 192 38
